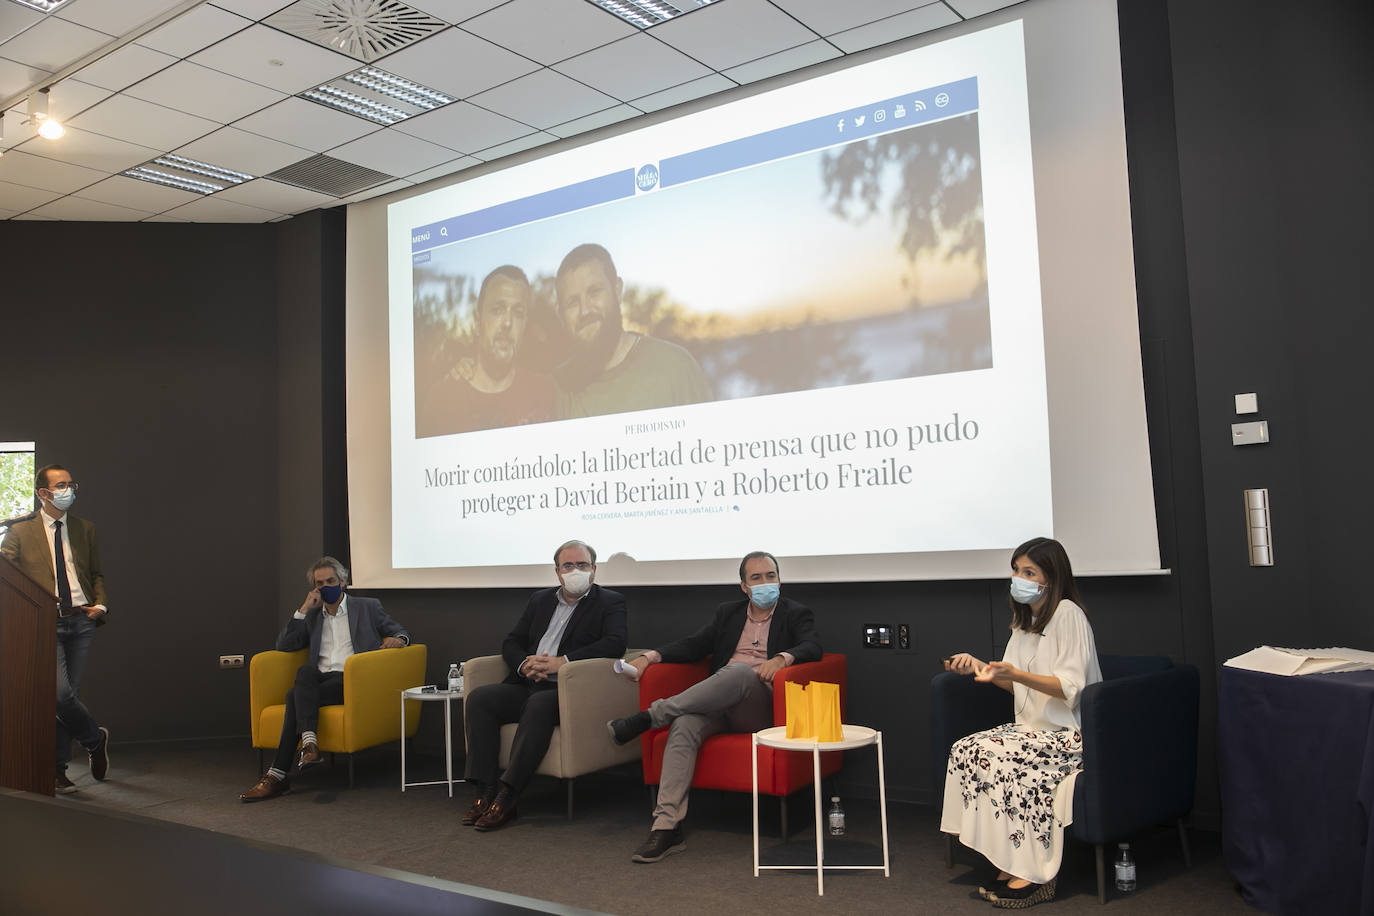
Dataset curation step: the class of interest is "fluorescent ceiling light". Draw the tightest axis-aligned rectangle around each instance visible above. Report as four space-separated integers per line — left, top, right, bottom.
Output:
122 155 255 195
588 0 715 28
9 0 74 12
300 66 453 125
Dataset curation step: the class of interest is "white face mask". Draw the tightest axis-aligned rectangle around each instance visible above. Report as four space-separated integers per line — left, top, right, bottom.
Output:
1009 576 1044 605
560 569 592 597
48 488 76 511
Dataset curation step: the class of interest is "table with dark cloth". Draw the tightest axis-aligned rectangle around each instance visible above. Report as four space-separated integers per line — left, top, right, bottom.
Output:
1219 666 1374 914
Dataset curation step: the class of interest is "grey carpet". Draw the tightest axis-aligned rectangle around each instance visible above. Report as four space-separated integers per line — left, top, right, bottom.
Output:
61 738 1252 915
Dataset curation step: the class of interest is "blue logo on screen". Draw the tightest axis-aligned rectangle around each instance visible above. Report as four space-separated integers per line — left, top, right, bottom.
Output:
636 163 660 191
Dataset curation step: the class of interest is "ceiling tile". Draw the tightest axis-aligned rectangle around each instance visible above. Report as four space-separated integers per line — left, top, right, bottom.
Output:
554 34 711 102
0 149 105 193
73 174 201 211
0 207 20 219
471 130 556 162
945 0 1023 16
0 179 61 212
71 43 177 92
57 0 190 37
68 93 221 150
209 0 296 19
174 126 313 176
0 6 43 45
232 97 379 152
546 102 639 139
721 39 840 85
649 0 818 71
829 4 960 53
373 28 539 100
0 57 52 105
12 213 57 220
136 5 253 58
160 194 282 221
125 61 286 123
630 73 735 113
768 0 940 36
0 17 111 72
327 129 455 175
467 68 616 131
405 155 480 185
405 0 507 24
392 101 531 153
336 177 410 205
461 0 636 65
29 195 155 221
214 176 336 212
13 126 158 173
190 24 357 94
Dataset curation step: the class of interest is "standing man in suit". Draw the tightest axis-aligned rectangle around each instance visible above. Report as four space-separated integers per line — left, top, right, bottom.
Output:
1 464 111 794
240 556 411 802
607 550 821 863
462 539 627 831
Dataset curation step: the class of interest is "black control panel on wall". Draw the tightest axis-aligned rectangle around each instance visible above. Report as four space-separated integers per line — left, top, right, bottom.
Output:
864 624 893 648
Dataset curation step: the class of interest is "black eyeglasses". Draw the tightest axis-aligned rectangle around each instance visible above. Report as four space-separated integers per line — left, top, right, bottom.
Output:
557 562 594 572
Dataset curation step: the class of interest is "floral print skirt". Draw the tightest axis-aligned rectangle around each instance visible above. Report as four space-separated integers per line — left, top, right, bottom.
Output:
939 722 1084 884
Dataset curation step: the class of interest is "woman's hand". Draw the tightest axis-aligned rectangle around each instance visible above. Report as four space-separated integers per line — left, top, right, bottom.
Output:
944 653 985 675
974 660 1020 688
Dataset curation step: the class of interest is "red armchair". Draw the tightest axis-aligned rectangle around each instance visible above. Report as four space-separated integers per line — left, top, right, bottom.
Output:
639 653 848 834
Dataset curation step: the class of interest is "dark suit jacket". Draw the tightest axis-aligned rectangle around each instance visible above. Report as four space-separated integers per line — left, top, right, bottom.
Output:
276 595 410 667
1 511 108 611
500 583 627 685
656 595 821 675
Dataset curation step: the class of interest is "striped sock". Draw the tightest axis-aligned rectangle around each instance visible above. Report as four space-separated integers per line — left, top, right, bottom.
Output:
267 767 286 781
301 731 317 747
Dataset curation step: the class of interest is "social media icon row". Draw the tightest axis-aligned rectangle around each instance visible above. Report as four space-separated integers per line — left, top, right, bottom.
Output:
834 92 951 133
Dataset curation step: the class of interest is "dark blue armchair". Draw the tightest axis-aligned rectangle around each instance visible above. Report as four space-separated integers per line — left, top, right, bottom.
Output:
930 655 1200 903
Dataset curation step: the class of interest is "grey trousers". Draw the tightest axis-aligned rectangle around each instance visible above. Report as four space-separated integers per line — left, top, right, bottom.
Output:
649 663 774 830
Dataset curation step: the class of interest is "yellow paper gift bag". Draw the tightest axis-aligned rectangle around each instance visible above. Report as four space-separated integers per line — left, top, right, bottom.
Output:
785 680 813 739
808 681 843 742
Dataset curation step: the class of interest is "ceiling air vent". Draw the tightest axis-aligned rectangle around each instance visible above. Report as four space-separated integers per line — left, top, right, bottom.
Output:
265 0 449 63
265 154 396 198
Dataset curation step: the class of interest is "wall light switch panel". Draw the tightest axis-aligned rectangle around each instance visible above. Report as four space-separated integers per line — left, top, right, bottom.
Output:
1231 420 1269 446
1235 392 1259 414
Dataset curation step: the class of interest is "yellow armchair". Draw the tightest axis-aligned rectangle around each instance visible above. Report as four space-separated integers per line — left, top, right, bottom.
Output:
250 644 427 785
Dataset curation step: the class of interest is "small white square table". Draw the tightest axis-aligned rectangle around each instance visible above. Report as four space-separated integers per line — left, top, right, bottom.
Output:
752 723 890 895
400 686 463 796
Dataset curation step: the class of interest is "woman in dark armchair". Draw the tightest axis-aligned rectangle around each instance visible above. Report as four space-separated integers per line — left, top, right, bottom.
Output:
941 537 1102 908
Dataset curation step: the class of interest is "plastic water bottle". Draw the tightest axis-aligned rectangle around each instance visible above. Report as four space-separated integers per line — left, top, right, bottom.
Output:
827 796 846 837
1114 842 1137 893
447 663 461 693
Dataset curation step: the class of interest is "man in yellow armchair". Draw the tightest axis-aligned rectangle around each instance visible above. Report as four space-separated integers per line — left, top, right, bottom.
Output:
240 556 410 802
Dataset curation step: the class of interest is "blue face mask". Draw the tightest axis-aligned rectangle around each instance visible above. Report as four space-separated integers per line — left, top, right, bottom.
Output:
749 583 780 609
319 584 344 605
1009 576 1044 605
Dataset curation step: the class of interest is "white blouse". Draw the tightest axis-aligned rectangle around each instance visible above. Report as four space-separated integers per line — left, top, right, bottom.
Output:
1002 599 1102 731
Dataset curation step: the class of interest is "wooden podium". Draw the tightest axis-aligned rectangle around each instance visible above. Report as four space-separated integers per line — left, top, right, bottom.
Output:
0 555 56 796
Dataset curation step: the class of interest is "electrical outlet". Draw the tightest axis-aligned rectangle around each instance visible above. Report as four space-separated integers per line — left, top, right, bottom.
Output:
897 624 910 650
219 654 244 669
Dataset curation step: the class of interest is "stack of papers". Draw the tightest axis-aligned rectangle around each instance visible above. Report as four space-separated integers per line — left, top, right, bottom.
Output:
1224 646 1374 676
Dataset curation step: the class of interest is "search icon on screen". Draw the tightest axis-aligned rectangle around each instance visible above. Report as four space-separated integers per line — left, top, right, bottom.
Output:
439 227 448 237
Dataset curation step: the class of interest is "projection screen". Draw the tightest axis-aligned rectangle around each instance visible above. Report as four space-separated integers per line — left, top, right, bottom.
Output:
345 0 1161 588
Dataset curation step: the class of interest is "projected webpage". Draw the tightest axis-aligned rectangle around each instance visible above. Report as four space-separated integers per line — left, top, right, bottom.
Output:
386 21 1050 572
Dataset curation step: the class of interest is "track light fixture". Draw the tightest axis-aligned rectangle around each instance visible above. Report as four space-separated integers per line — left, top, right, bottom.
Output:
27 88 65 141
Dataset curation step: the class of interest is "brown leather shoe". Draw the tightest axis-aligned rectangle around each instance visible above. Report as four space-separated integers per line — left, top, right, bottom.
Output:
240 774 290 802
461 795 493 826
297 742 321 770
473 788 517 832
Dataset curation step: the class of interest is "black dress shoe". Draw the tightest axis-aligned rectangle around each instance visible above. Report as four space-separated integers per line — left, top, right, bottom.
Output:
88 727 110 781
608 710 652 746
55 772 78 794
631 827 685 863
461 795 493 826
473 787 518 832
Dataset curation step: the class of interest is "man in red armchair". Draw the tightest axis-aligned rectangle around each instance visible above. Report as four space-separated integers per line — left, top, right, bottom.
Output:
608 550 821 863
